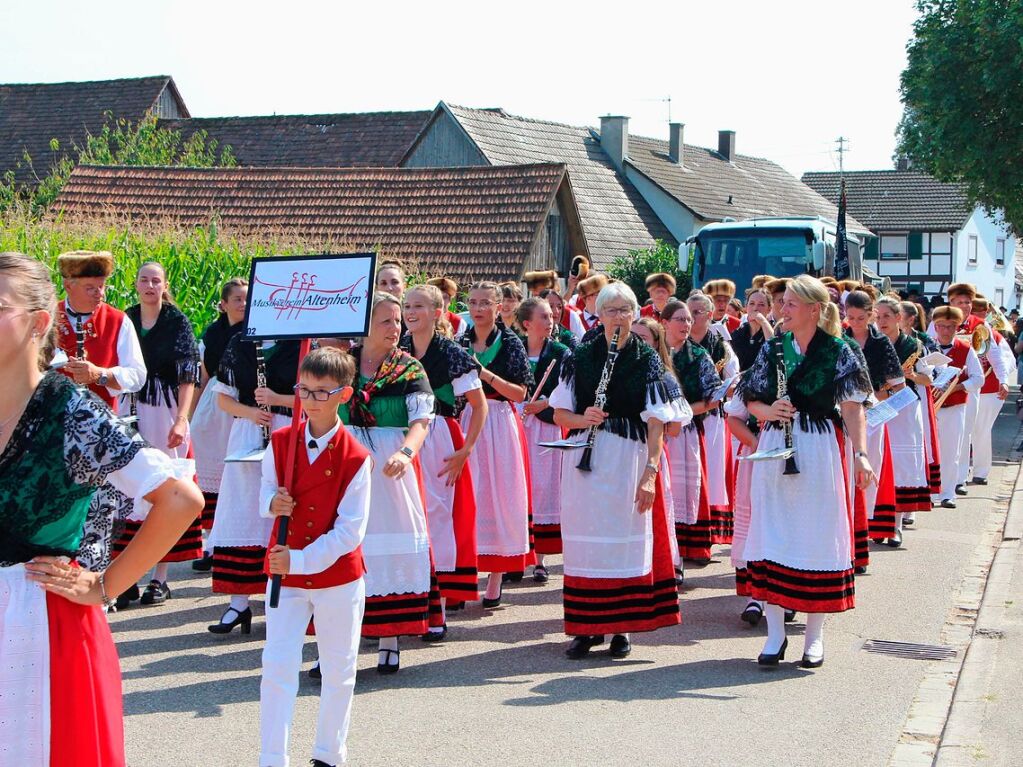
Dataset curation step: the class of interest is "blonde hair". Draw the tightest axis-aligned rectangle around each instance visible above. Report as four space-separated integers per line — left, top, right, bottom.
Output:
404 284 453 338
787 274 842 337
633 316 673 370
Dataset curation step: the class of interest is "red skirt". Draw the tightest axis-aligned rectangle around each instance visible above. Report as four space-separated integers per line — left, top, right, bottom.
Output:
563 474 681 636
924 394 942 495
710 418 734 544
675 431 714 560
869 430 900 539
212 545 268 595
114 516 203 564
432 417 480 601
200 491 218 531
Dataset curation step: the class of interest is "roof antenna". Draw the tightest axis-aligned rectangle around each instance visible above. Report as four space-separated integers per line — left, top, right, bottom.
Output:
835 136 849 179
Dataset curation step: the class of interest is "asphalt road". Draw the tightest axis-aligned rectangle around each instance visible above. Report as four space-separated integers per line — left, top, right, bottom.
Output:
114 409 1022 767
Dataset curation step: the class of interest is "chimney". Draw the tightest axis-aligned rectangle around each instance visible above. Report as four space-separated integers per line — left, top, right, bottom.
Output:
718 130 736 163
668 122 685 167
600 115 629 172
896 156 912 171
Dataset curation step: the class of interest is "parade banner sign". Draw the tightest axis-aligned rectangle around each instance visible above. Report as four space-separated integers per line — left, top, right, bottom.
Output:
243 253 377 341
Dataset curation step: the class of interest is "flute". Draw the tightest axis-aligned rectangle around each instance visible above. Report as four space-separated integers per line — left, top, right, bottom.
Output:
775 339 799 475
577 326 621 472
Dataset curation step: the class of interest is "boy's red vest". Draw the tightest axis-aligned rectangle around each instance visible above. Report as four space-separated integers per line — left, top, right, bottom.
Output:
939 338 972 408
265 423 371 588
56 300 124 409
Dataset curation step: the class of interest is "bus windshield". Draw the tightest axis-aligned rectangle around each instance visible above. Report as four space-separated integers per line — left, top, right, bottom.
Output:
695 227 813 288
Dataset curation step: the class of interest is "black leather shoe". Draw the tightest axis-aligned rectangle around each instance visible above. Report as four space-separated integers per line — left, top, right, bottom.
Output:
446 600 466 612
971 477 988 486
784 609 797 623
502 571 524 583
482 583 503 609
741 601 763 626
191 553 213 572
854 565 868 574
800 652 825 669
308 661 321 680
115 582 140 610
207 607 252 635
421 624 447 642
757 638 788 666
903 516 915 527
140 579 170 605
311 759 334 767
941 499 957 509
377 649 400 674
955 484 968 496
565 635 605 659
609 634 631 658
886 529 903 548
533 565 549 584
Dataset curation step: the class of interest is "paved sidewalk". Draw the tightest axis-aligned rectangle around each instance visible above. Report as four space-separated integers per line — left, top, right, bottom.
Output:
114 409 1022 767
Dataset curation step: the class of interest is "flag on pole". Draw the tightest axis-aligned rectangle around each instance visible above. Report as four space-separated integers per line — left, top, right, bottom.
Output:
834 178 850 279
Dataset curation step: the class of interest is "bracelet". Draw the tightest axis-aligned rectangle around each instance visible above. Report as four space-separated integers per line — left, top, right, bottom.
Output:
854 450 868 460
645 460 659 473
99 571 117 611
400 446 414 459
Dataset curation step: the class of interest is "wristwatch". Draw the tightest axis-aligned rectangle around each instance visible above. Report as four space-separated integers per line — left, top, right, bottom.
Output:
645 460 660 473
400 446 415 459
97 370 110 387
854 450 868 460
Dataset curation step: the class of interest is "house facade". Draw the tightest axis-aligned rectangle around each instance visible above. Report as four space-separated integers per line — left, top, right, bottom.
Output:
803 167 1018 308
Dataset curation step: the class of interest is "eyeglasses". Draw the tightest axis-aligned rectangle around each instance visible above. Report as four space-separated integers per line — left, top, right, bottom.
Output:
293 384 345 401
467 300 496 309
68 281 106 295
601 306 634 317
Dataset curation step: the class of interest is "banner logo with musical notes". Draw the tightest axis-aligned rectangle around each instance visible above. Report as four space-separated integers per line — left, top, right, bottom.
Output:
243 253 377 340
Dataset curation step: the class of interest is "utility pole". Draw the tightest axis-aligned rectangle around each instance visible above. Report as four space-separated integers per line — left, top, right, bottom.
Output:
835 136 849 179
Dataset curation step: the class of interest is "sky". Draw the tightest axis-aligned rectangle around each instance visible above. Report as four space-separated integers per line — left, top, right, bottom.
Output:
2 0 921 177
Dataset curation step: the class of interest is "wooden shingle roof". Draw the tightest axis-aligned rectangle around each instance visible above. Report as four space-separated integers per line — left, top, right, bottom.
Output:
158 111 432 168
54 164 574 283
801 170 973 232
414 104 675 268
625 134 870 235
0 76 187 184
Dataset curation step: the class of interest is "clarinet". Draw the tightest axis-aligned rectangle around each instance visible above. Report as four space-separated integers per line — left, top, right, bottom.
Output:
74 315 86 360
255 344 272 445
577 326 621 472
775 338 799 475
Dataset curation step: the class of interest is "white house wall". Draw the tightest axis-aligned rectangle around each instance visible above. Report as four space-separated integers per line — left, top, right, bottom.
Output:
624 167 701 244
956 208 1017 310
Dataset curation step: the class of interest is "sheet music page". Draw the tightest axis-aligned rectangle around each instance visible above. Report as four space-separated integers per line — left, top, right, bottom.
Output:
710 374 740 403
885 386 919 414
922 351 952 366
866 400 898 429
932 366 961 390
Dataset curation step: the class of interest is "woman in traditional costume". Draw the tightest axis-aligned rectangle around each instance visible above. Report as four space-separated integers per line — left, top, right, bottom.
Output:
550 282 691 660
460 281 534 608
842 290 902 568
901 301 942 498
517 297 572 581
208 335 300 634
738 275 873 668
875 296 933 543
342 292 436 673
402 284 485 635
730 288 774 371
499 282 524 333
426 277 464 336
668 302 722 565
0 252 203 767
191 278 248 571
112 262 202 608
688 292 738 546
540 288 582 347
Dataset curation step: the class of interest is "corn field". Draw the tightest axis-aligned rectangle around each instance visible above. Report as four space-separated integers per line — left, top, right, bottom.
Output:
0 211 414 335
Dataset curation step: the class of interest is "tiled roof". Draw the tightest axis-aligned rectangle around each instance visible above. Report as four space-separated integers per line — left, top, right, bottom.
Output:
158 111 432 168
801 170 972 231
54 164 572 283
0 76 186 184
626 134 871 235
424 104 675 268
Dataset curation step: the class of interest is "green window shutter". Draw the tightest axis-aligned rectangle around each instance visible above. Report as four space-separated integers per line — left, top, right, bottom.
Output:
908 232 923 260
865 237 879 259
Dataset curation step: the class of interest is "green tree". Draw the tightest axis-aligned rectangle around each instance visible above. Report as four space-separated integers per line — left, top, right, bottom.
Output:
897 0 1023 231
608 239 691 306
2 112 236 216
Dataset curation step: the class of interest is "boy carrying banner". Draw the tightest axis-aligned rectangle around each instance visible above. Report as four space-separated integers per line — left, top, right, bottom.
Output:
258 347 371 767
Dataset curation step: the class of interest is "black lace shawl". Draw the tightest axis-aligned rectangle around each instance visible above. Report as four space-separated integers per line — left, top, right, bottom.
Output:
730 323 767 371
460 325 533 401
201 313 244 380
695 329 728 364
217 336 299 415
893 331 925 394
844 326 902 393
672 339 722 431
738 328 871 432
0 372 143 564
527 337 572 425
560 333 681 443
127 304 200 407
400 333 479 418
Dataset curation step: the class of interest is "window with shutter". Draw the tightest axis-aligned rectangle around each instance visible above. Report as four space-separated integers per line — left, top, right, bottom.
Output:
908 232 923 260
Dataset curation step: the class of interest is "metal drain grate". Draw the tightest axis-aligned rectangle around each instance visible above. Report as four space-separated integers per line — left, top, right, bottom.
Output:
862 640 958 661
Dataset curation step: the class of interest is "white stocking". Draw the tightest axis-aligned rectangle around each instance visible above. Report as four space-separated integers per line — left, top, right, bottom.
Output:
804 613 826 660
152 563 170 583
378 636 399 666
229 594 249 612
763 603 787 655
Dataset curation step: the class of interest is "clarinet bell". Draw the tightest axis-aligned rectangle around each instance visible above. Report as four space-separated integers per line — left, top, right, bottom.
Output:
783 456 800 475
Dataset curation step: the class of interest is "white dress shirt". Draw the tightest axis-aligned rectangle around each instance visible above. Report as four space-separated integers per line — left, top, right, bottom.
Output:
65 302 147 395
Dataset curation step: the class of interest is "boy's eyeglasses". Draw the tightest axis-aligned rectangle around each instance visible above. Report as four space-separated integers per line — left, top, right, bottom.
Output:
293 384 344 401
